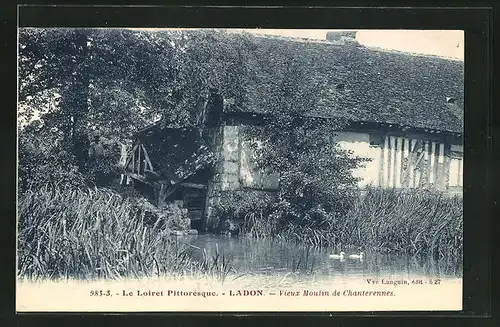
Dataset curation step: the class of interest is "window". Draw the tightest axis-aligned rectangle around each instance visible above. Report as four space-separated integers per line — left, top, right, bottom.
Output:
369 133 383 147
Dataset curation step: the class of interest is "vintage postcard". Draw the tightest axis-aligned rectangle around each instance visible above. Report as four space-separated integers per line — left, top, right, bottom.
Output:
16 27 464 312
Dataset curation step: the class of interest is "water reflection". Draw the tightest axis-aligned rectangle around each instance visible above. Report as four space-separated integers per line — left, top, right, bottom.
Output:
175 234 462 280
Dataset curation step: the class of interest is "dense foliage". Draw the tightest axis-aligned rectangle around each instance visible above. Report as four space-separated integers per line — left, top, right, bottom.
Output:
230 43 368 237
18 28 364 204
18 28 249 190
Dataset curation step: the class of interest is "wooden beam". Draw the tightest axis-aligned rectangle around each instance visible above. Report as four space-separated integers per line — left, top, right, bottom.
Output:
123 143 139 170
395 137 403 188
413 151 426 171
125 172 149 184
429 141 436 184
131 151 135 172
388 136 396 188
437 143 447 191
403 139 421 187
126 172 147 182
377 136 385 187
157 183 166 208
411 139 417 152
180 182 208 189
444 144 451 189
137 143 142 175
136 121 162 136
124 172 160 188
144 169 162 180
140 144 154 172
163 184 180 201
401 138 410 188
423 141 430 188
382 135 389 187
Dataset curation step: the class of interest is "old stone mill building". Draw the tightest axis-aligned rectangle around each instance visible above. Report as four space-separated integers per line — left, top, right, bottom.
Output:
121 31 464 232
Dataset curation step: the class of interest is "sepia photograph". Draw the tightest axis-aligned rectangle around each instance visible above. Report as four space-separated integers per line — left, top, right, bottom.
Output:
16 27 464 312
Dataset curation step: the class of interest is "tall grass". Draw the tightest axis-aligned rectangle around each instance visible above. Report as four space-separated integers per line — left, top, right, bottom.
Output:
241 209 278 240
199 244 234 283
241 188 462 258
17 185 233 281
18 185 462 280
345 188 463 258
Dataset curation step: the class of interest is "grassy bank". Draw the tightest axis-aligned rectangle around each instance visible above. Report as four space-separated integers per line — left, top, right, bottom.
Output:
343 188 462 257
18 185 462 280
238 188 463 258
17 185 232 281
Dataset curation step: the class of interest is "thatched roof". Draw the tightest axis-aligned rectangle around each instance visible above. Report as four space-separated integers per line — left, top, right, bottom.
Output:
223 34 464 134
132 33 463 185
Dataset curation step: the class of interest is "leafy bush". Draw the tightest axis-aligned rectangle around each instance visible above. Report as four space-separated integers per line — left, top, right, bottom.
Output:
212 187 354 245
164 202 191 231
18 131 88 191
18 125 122 192
211 191 276 236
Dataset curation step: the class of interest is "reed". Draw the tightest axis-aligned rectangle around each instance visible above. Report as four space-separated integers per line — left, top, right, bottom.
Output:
240 188 462 258
17 185 233 281
241 210 278 240
18 184 461 281
199 243 234 284
345 188 463 258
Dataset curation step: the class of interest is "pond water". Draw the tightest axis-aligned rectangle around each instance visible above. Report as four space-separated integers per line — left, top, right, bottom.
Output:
175 234 462 281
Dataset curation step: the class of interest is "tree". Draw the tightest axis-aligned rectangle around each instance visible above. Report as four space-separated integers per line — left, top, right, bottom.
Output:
18 28 186 189
18 28 246 189
18 28 366 203
236 37 368 232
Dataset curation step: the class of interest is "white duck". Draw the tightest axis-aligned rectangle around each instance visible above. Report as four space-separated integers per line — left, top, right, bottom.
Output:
329 252 345 260
348 252 365 260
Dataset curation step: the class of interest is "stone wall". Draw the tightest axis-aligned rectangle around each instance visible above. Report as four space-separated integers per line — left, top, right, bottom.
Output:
204 125 241 231
204 124 279 232
220 125 241 190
